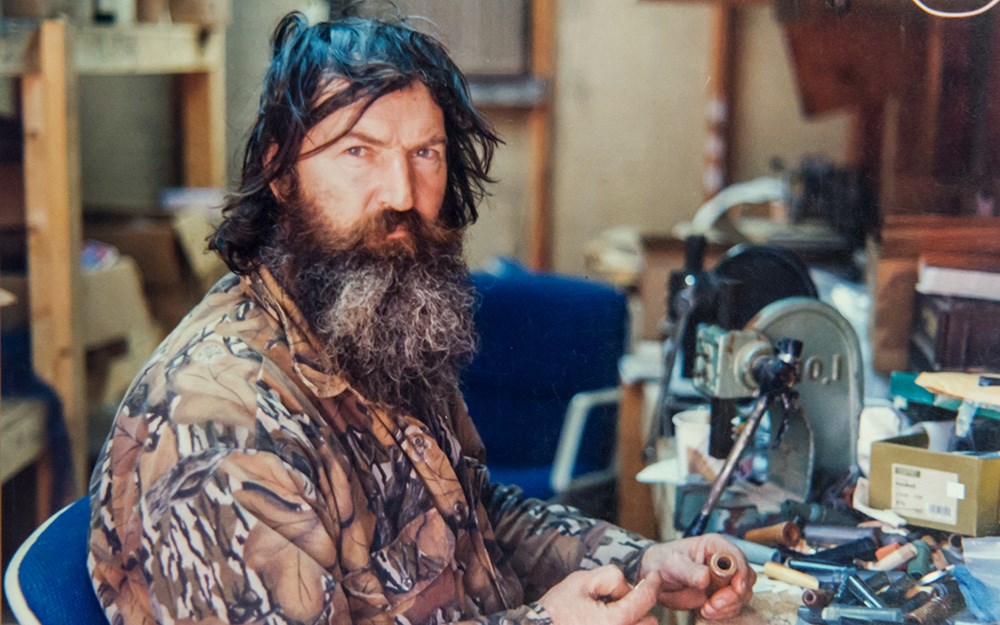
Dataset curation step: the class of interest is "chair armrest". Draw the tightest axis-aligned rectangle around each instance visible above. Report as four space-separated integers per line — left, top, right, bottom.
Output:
550 387 622 494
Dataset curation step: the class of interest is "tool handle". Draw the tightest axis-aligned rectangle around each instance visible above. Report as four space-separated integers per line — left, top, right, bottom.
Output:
763 562 820 590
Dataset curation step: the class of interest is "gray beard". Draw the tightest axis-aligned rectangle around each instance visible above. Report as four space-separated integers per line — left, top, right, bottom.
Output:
261 206 478 424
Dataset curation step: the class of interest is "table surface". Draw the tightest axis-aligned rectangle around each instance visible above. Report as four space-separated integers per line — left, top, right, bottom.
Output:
696 586 802 625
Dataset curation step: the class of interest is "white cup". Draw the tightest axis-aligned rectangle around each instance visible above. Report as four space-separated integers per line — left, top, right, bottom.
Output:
672 407 713 480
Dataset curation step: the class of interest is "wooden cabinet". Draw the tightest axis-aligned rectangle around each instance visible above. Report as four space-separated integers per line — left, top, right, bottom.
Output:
0 18 225 499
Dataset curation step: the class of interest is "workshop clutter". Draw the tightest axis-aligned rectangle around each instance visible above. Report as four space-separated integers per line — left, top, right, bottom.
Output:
708 367 1000 625
721 499 1000 624
870 433 1000 537
83 194 227 333
80 246 162 419
868 215 1000 373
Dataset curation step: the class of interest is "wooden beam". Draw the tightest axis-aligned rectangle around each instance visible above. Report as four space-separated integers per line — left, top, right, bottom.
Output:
2 23 224 77
21 19 86 497
526 0 556 271
177 33 226 188
616 382 659 539
76 24 223 75
703 5 738 199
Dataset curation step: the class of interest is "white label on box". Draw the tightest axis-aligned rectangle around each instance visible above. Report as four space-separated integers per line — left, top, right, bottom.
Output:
890 463 961 525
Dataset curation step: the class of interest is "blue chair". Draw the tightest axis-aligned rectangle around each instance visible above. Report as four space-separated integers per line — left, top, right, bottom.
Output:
4 496 109 625
463 259 628 503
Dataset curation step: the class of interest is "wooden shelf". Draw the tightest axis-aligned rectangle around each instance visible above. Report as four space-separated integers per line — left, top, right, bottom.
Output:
0 18 226 500
1 20 223 77
0 398 46 484
469 76 549 109
76 24 224 75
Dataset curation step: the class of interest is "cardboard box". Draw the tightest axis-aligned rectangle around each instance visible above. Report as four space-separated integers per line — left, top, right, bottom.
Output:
84 210 227 332
81 256 158 349
85 216 185 286
870 432 1000 536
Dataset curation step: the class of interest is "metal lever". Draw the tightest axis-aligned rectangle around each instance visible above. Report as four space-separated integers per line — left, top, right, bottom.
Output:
684 339 802 537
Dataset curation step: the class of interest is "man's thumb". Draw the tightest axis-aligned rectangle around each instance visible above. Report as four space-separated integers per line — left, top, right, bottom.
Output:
611 573 661 623
585 565 632 601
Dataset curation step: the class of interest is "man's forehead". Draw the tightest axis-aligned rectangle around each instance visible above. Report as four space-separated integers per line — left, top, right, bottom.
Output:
305 81 442 145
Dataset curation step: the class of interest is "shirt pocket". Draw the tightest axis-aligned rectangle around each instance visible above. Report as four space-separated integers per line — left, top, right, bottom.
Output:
343 507 457 609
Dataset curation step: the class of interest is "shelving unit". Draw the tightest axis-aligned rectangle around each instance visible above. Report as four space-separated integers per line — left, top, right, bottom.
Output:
0 17 226 500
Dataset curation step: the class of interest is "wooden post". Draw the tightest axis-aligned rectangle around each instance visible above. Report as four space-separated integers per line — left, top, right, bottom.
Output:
177 29 226 187
703 5 737 200
21 19 86 500
527 0 556 270
616 382 659 539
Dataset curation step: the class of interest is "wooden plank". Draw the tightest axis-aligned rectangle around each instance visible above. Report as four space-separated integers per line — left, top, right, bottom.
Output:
470 76 548 109
0 19 39 77
21 20 86 495
177 65 226 187
782 12 919 117
526 0 555 270
0 398 46 484
702 5 737 199
616 382 659 540
3 22 223 77
881 215 1000 256
75 23 223 75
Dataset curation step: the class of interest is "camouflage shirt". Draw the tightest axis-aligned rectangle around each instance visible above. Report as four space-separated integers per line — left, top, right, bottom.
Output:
88 270 653 625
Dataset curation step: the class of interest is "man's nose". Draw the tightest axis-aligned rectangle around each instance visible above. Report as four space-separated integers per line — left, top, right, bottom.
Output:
379 152 415 211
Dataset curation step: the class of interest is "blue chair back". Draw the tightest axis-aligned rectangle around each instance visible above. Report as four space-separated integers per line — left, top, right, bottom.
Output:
463 260 628 499
4 496 108 625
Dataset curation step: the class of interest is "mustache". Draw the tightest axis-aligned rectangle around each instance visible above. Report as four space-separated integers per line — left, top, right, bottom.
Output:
316 208 459 259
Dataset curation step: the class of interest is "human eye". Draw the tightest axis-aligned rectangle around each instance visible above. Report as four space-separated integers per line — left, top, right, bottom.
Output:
345 145 367 157
414 145 443 161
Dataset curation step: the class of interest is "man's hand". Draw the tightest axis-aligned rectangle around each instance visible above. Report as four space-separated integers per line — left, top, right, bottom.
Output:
640 534 755 620
538 565 661 625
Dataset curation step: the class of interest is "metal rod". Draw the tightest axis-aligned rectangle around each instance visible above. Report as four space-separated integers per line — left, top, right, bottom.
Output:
684 393 772 537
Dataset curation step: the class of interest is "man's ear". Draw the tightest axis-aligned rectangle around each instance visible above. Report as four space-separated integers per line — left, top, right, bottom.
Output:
265 143 287 202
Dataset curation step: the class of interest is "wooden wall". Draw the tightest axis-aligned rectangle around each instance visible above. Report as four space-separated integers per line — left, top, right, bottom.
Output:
70 1 853 274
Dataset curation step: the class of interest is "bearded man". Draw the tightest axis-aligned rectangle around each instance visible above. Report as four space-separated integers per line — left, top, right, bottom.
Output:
88 10 754 625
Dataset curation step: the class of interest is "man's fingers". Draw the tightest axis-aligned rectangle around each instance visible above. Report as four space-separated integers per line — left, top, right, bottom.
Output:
657 587 708 611
733 566 757 596
610 573 661 624
660 556 711 591
583 565 632 602
701 582 754 620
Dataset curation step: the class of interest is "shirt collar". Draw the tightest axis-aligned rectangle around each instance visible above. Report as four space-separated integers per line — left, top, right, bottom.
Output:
241 267 349 399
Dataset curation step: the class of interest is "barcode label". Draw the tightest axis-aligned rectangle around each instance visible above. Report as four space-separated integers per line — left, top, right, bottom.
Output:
928 504 952 517
890 463 961 526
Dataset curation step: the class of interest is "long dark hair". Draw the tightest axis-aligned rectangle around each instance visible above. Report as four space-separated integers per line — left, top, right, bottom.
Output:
210 11 501 274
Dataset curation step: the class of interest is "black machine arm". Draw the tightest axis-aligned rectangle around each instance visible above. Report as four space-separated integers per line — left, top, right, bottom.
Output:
683 338 803 538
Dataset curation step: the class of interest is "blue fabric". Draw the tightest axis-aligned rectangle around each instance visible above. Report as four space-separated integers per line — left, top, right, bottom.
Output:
1 330 75 510
462 260 627 500
954 563 1000 622
11 496 108 625
488 466 555 501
